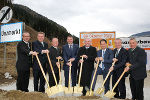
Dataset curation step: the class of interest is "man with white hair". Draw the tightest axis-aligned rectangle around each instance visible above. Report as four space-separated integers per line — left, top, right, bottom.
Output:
77 38 97 95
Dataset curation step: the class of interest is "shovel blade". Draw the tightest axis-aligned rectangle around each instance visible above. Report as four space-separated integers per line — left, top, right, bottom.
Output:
64 87 74 94
45 88 53 96
96 88 104 95
73 86 83 96
86 91 94 96
74 86 83 93
104 91 116 98
57 85 64 92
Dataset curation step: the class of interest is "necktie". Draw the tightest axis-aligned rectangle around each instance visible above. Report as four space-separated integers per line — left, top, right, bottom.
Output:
70 45 73 51
99 50 105 70
115 49 118 57
41 42 44 47
27 43 30 49
102 50 105 70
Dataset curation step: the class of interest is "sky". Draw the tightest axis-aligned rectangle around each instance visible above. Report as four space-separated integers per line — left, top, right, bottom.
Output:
13 0 150 38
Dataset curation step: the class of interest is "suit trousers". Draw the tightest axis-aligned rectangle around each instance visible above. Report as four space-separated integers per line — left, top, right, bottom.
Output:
91 67 111 93
48 72 59 87
129 76 144 100
64 66 77 87
33 69 46 92
112 71 126 99
16 70 30 92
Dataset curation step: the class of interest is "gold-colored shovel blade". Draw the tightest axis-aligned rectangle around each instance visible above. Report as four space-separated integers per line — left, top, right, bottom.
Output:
45 88 53 96
104 91 116 98
50 86 59 94
64 87 74 94
74 86 83 94
86 91 94 96
57 85 64 92
96 88 104 95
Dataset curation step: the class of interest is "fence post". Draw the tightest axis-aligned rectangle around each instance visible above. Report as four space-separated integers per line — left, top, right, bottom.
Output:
3 43 6 68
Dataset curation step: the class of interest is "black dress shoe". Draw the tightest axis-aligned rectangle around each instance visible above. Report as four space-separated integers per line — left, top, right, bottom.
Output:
119 97 126 99
114 95 119 98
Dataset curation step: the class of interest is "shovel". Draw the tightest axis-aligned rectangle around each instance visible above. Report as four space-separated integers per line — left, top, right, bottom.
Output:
86 59 100 96
96 61 116 95
104 64 131 98
46 53 64 95
73 56 84 96
56 57 66 94
56 57 63 85
35 54 53 96
64 61 74 95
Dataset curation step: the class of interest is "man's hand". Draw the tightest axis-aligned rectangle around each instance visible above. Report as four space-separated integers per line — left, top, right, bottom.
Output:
30 51 38 55
124 66 130 72
57 56 62 60
42 50 49 54
113 58 118 62
109 66 114 71
69 58 75 62
95 57 103 62
67 62 72 67
82 55 88 59
124 62 131 72
79 59 84 63
56 62 60 68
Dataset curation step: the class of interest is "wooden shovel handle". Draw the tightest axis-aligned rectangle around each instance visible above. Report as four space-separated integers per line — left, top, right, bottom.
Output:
47 52 58 85
78 56 84 86
112 64 131 91
101 61 116 87
90 59 100 91
57 58 62 84
35 54 50 88
68 61 72 89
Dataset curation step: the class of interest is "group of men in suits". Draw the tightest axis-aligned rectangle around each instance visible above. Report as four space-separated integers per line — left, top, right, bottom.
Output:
16 31 147 100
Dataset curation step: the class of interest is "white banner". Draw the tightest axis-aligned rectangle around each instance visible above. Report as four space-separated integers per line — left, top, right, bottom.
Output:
0 22 23 43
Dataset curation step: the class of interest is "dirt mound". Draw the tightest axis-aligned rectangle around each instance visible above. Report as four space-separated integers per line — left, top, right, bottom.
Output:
0 89 132 100
0 89 52 100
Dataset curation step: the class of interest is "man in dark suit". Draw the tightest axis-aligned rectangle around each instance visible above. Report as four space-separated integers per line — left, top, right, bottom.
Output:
32 32 49 92
90 39 114 93
77 38 97 95
48 37 62 87
125 38 147 100
62 35 79 87
109 38 128 99
16 32 36 92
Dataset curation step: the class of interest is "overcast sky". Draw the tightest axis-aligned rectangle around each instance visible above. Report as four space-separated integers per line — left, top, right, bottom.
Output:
13 0 150 37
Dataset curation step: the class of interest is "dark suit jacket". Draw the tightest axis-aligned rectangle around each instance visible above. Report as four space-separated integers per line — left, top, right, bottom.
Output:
113 47 128 76
128 46 147 80
97 48 114 70
76 46 97 86
48 46 61 74
32 40 48 70
62 44 79 68
16 41 32 71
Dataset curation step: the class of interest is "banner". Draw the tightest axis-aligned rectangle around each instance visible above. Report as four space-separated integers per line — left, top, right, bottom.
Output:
120 37 150 50
121 37 150 70
80 32 116 50
0 22 23 43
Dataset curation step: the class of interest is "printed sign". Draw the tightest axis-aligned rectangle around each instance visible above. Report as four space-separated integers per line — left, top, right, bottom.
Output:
0 22 23 43
80 32 116 50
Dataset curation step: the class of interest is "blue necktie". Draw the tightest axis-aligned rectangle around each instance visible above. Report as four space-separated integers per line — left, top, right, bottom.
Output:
102 50 105 70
